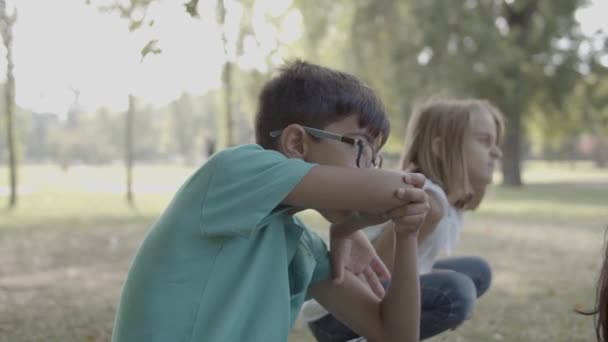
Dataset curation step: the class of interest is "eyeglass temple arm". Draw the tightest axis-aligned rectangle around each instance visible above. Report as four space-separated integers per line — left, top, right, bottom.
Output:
303 127 357 144
270 127 356 143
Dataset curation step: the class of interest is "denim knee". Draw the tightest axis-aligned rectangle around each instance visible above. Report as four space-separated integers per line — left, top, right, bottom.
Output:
308 314 359 342
432 272 476 326
451 273 476 324
433 256 493 298
467 256 492 297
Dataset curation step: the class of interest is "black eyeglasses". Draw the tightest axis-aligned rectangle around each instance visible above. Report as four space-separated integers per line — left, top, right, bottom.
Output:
270 126 383 168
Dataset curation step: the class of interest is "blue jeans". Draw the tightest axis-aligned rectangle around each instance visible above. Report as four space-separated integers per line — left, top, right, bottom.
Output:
307 256 492 341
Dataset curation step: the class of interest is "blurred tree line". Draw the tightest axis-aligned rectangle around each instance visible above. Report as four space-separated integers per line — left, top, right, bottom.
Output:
1 0 607 197
292 0 608 184
0 88 221 166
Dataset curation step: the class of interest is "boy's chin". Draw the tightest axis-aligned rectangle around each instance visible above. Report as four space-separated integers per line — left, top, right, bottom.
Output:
319 210 349 224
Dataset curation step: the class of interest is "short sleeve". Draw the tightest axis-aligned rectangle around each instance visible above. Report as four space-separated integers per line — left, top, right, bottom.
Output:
423 179 450 214
200 145 315 237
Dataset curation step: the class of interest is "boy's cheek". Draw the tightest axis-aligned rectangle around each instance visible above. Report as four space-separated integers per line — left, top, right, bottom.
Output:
319 210 349 224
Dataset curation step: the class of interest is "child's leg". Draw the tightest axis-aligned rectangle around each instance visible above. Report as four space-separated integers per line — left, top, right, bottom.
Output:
419 271 476 339
307 271 477 342
432 256 492 297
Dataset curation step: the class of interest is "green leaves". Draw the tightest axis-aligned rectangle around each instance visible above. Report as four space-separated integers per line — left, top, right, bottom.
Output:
128 19 144 32
184 0 199 18
140 39 162 61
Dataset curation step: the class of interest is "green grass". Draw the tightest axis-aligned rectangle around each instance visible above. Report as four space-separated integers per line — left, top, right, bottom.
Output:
0 164 193 229
479 182 607 221
481 161 608 221
0 161 607 341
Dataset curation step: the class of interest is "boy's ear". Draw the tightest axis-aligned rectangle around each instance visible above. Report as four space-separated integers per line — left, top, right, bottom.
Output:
431 137 442 157
279 124 308 158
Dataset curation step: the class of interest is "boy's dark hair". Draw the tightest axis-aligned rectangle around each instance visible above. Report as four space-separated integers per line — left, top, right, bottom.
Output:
254 60 390 149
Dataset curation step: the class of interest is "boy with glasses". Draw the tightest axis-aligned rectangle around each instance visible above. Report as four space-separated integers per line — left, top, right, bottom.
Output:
112 61 428 342
270 127 383 168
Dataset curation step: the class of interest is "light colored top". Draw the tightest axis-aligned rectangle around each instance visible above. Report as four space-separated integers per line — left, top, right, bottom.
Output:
112 144 331 342
416 178 463 274
299 179 463 323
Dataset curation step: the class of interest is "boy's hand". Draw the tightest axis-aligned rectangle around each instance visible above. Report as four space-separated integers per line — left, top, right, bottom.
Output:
330 229 391 298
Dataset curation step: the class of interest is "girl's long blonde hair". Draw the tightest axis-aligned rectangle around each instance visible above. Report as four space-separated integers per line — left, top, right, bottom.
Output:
401 98 505 210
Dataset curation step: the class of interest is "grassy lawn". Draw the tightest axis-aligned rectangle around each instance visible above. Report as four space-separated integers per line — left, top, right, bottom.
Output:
0 161 607 341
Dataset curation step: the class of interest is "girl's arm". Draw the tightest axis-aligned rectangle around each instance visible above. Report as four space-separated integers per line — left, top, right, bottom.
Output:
369 190 443 273
308 197 427 342
308 229 421 342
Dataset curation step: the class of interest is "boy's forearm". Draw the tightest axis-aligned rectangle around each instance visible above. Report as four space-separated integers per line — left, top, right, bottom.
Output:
379 233 420 342
283 165 424 214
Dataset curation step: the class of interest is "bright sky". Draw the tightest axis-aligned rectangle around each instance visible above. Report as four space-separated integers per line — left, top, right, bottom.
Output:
0 0 605 116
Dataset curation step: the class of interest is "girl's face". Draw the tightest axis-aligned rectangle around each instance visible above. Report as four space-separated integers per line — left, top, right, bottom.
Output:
463 110 503 187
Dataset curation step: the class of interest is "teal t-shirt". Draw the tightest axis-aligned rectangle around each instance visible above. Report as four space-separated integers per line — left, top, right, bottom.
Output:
112 144 332 342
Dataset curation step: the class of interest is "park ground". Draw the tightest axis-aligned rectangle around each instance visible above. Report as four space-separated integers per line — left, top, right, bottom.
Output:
0 161 607 341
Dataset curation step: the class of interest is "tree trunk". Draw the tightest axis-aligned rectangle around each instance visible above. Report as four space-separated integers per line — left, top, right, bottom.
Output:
595 157 607 168
501 107 523 186
1 0 17 209
593 136 607 168
221 61 234 147
217 0 234 148
499 0 539 187
125 94 135 206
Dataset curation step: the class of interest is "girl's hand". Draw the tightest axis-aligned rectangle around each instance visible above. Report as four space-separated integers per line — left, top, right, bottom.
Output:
401 172 426 189
392 212 427 236
389 187 429 235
